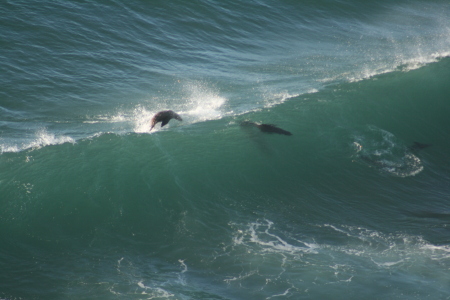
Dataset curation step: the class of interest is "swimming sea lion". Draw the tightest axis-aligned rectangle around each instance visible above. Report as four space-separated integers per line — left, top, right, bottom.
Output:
408 142 431 151
150 110 182 131
240 121 292 136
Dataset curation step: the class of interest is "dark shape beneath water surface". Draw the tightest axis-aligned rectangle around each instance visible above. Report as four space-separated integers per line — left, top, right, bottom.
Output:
240 121 292 136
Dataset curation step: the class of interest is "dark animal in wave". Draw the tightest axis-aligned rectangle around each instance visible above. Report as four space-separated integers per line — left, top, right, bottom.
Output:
150 110 182 131
240 121 292 136
408 142 431 151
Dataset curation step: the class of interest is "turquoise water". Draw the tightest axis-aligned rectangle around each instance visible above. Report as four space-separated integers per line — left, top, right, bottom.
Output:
1 1 450 299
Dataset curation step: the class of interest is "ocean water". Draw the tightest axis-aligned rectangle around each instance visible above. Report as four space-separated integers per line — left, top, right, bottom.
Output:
1 0 450 299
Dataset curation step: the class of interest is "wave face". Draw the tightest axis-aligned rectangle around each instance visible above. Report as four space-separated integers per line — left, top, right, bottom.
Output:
1 0 450 299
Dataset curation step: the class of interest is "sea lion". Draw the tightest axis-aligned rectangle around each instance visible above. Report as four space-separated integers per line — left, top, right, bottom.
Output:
409 142 431 151
240 121 292 136
150 110 182 131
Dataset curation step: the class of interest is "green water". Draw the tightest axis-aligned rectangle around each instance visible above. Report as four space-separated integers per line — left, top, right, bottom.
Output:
1 0 450 299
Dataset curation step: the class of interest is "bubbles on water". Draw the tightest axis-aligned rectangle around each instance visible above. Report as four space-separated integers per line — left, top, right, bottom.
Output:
136 281 175 299
180 80 228 122
321 224 450 267
351 125 424 177
132 105 155 133
95 256 190 299
230 219 318 255
219 218 450 298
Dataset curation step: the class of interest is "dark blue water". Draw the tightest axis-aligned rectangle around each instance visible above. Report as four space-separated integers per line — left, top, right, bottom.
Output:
1 1 450 299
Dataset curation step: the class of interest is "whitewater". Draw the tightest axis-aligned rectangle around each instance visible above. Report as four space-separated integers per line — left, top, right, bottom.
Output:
1 1 450 299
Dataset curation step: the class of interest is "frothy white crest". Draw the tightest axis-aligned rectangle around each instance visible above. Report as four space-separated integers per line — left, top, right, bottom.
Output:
29 129 75 149
132 105 155 133
131 82 227 133
263 92 300 108
350 48 450 83
1 129 75 153
0 144 20 154
181 81 227 122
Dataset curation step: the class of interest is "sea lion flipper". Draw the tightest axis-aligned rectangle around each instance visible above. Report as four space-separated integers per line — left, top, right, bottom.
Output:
149 119 157 131
161 119 169 127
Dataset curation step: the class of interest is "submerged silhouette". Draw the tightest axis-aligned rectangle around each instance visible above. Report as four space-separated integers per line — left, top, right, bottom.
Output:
150 110 182 131
240 121 292 136
409 142 431 151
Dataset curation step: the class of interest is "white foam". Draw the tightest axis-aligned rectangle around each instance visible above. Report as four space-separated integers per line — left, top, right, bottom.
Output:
221 219 450 296
31 129 75 148
266 288 292 299
180 80 227 122
224 270 258 284
0 144 20 154
136 281 174 299
178 259 188 274
1 128 75 153
131 81 228 133
321 224 450 266
351 126 424 177
132 105 155 133
261 92 300 109
420 244 450 260
354 49 450 83
231 220 450 271
230 219 319 255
